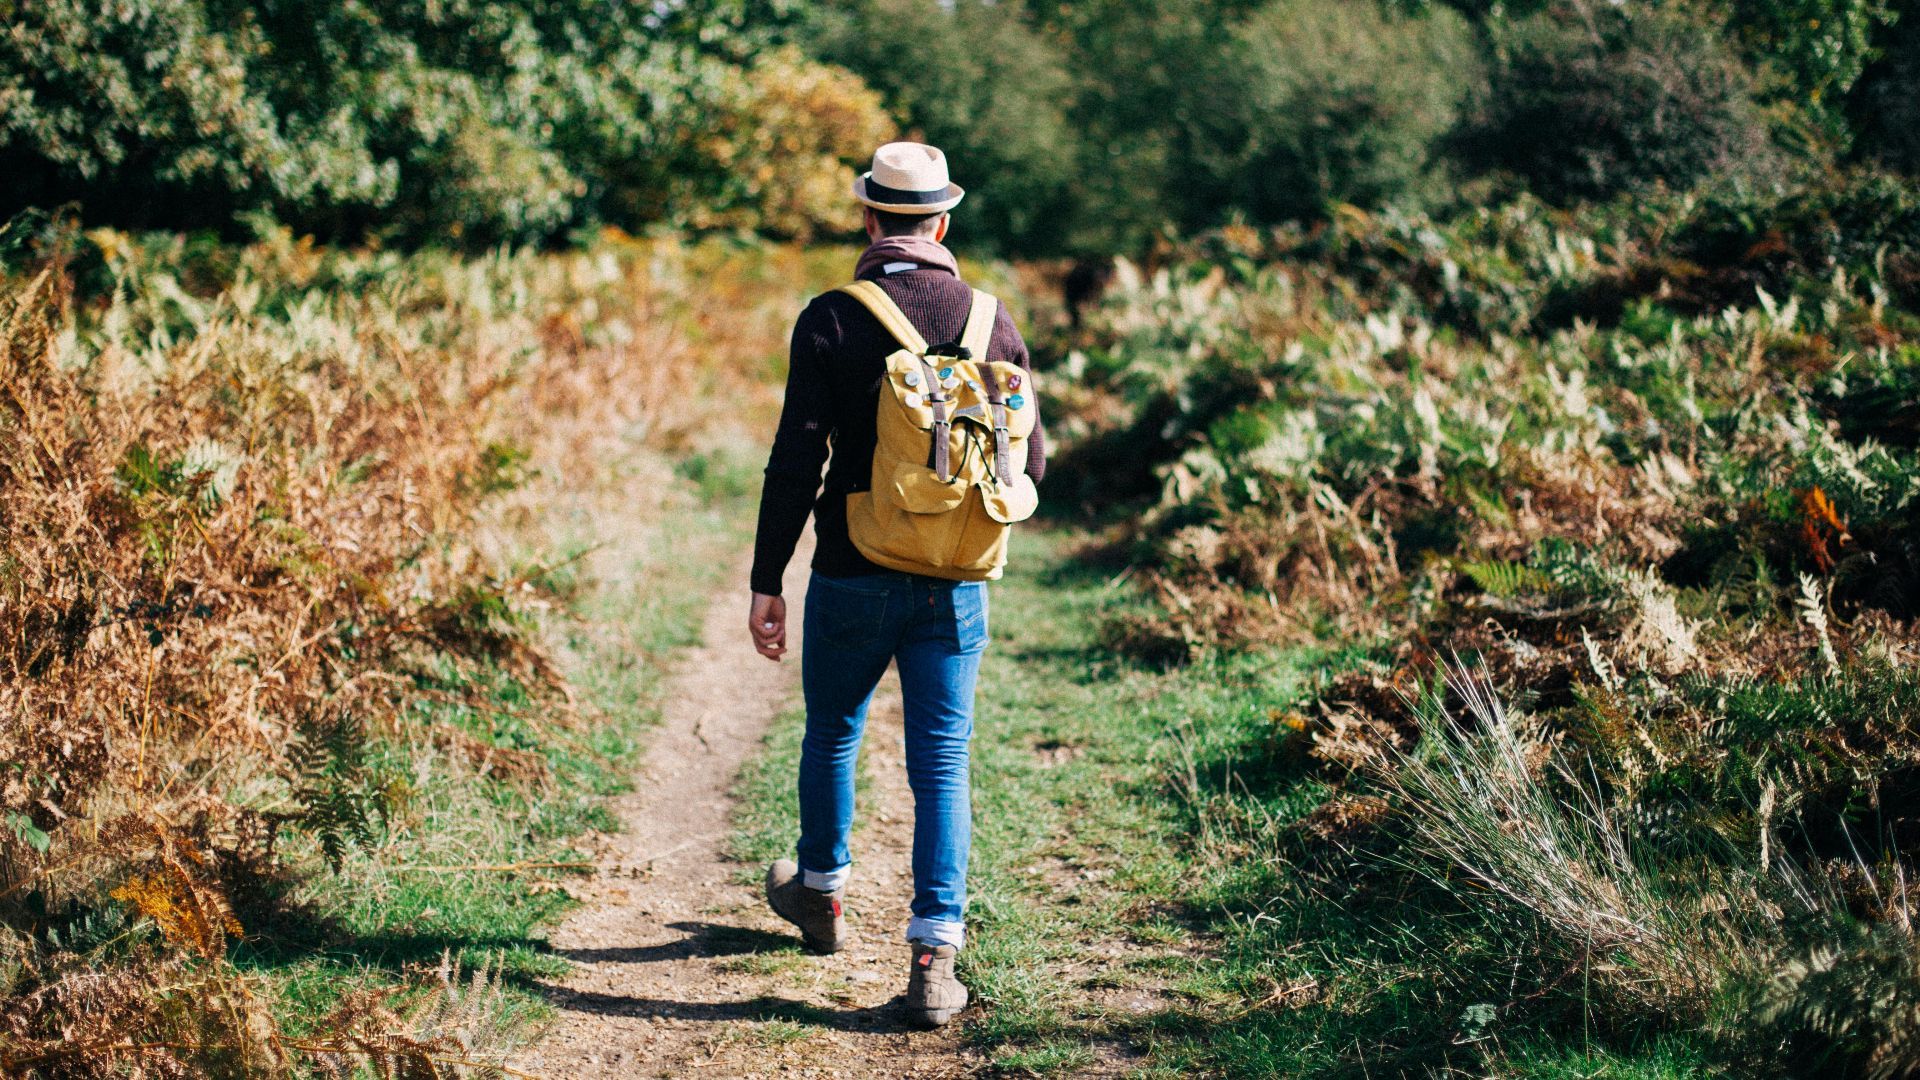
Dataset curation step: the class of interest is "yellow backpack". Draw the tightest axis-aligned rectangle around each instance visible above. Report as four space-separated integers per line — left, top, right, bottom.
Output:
839 280 1039 581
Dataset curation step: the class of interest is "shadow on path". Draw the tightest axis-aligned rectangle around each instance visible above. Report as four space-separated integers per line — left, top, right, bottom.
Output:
548 987 905 1033
541 920 917 1034
554 921 793 965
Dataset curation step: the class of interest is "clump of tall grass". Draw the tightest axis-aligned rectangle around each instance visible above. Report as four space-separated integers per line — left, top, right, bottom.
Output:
1381 662 1761 1016
1381 660 1920 1072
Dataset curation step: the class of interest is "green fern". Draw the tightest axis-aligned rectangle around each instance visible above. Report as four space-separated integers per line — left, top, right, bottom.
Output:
1753 921 1920 1080
1460 559 1554 598
1531 537 1627 601
288 708 382 872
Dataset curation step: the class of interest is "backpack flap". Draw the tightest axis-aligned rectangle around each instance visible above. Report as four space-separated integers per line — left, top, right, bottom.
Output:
972 360 1037 440
980 474 1038 524
880 349 936 425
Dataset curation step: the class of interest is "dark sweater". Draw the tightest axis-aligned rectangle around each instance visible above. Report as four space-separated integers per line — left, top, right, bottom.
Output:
749 265 1047 597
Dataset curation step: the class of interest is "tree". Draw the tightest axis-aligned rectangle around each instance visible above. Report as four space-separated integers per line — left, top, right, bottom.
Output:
1465 4 1780 202
1725 0 1897 143
1220 0 1478 223
806 0 1081 254
0 0 889 244
1850 9 1920 173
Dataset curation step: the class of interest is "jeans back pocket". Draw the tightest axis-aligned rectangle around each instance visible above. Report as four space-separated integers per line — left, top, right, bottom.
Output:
807 575 891 652
951 582 989 652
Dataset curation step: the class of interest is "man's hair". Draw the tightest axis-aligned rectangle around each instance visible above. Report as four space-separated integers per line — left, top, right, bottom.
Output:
869 207 945 237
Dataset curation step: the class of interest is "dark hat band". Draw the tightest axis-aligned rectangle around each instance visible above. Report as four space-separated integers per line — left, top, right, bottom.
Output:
861 176 952 206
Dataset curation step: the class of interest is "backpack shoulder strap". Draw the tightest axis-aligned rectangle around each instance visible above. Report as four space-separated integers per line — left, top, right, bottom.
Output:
960 288 998 359
837 281 928 354
840 280 954 482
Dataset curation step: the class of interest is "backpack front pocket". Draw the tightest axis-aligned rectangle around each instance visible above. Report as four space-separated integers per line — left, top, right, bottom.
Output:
883 462 967 514
849 482 973 575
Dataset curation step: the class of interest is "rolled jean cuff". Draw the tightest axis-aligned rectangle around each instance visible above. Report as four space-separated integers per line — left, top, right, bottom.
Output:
802 865 850 893
905 917 965 949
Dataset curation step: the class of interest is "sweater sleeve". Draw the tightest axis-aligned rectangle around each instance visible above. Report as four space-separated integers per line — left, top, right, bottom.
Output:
994 304 1047 485
749 301 835 596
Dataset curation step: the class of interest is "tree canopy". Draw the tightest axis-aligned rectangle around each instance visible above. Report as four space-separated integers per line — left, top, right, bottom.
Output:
2 0 1913 253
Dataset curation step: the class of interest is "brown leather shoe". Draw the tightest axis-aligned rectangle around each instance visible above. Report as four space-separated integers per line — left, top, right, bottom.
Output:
765 860 846 954
905 942 968 1028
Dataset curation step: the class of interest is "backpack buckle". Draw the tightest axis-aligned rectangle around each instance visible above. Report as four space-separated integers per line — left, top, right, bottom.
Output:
927 342 972 361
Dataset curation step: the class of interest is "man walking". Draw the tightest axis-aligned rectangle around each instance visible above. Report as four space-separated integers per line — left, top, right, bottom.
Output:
746 142 1045 1028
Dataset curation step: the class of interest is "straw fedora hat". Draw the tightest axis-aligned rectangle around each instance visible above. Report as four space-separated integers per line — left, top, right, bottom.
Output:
852 142 965 215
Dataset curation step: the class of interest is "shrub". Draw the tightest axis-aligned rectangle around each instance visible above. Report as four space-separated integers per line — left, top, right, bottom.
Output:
1679 170 1920 280
1381 663 1920 1068
673 47 896 241
1382 664 1742 1017
1725 0 1898 141
1468 4 1780 202
0 225 805 1074
1752 920 1920 1080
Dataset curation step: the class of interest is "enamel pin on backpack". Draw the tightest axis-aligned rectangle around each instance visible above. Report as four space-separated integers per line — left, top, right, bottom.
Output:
838 281 1039 580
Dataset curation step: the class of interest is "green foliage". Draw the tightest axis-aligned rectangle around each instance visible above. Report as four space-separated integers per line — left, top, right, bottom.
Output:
0 0 391 224
1727 0 1898 139
1045 157 1920 1075
814 0 1479 253
286 707 384 872
1218 0 1479 223
1468 5 1780 202
10 0 1907 254
1679 169 1920 285
808 0 1080 253
114 443 218 565
0 0 890 244
1751 920 1920 1079
1851 12 1920 173
1459 559 1552 599
5 811 51 853
1028 0 1268 252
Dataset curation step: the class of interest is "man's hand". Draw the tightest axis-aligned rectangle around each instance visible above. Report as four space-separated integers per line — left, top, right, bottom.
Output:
749 592 788 661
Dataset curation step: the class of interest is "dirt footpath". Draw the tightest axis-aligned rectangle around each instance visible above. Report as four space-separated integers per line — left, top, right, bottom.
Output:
512 542 985 1078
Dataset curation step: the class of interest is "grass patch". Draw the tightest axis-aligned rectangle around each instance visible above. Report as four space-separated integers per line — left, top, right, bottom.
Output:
993 1039 1098 1075
729 705 808 870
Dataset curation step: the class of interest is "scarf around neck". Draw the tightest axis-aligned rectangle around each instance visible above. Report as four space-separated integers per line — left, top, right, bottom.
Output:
853 235 960 281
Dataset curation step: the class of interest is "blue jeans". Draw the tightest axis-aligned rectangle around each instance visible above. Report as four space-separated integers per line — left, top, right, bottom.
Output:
796 570 988 949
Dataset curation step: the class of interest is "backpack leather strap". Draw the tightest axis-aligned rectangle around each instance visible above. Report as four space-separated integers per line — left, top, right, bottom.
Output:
979 365 1014 485
962 289 1009 482
837 280 928 354
920 356 952 482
